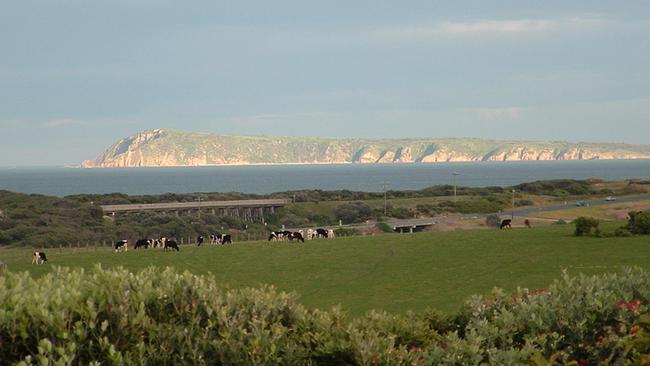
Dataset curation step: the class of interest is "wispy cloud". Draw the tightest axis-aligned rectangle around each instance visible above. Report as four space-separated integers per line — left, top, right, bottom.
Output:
373 17 605 41
478 107 524 120
44 118 85 128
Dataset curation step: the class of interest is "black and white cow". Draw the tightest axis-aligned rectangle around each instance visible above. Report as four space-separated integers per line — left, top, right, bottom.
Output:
500 219 512 229
197 235 204 246
134 239 150 249
268 231 290 241
32 251 47 264
288 232 305 243
209 233 222 245
114 239 128 252
315 228 328 238
154 238 166 248
221 234 232 244
164 239 180 251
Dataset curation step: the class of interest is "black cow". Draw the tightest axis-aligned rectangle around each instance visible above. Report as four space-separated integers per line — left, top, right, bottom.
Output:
134 239 150 249
32 251 47 264
289 232 305 243
500 219 512 229
221 234 232 244
114 240 128 252
164 240 180 251
315 228 329 238
197 236 204 246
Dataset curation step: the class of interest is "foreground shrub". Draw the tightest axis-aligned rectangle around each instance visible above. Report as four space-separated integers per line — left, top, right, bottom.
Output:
2 266 650 365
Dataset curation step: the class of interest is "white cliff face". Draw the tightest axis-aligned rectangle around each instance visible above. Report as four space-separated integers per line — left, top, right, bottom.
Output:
80 129 650 168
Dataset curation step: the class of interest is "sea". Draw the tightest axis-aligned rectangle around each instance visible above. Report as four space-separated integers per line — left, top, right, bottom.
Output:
1 160 650 197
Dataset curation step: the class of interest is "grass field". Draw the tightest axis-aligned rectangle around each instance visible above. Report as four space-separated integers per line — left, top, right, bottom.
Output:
1 222 649 316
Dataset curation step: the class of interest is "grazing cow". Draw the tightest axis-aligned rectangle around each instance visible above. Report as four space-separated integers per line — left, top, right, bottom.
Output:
114 240 128 252
315 228 328 238
268 231 290 242
210 233 222 245
327 229 335 238
221 234 232 244
306 229 315 240
197 235 204 246
524 219 531 228
164 240 180 251
500 219 512 230
134 239 150 249
32 251 47 264
151 238 163 248
289 232 305 243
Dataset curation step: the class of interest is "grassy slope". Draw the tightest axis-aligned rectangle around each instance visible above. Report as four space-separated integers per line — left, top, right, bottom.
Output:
534 200 650 221
2 222 649 316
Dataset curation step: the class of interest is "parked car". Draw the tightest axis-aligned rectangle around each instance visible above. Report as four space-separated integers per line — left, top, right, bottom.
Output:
605 196 617 201
576 201 586 207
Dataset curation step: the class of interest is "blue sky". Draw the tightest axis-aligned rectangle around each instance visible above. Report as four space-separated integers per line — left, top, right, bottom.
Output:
1 1 649 165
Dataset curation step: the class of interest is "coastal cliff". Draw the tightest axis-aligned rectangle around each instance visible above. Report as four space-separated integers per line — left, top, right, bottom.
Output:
81 129 650 168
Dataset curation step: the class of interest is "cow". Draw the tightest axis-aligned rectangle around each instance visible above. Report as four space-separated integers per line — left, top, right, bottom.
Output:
524 219 531 228
197 235 204 246
268 232 279 241
32 251 47 264
220 234 232 244
134 239 150 249
289 232 305 243
114 240 128 252
306 229 315 240
210 233 222 245
164 240 180 251
327 229 335 238
500 219 512 229
315 228 328 238
152 238 163 248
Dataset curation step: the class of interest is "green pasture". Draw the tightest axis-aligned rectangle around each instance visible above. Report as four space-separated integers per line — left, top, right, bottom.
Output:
1 222 649 316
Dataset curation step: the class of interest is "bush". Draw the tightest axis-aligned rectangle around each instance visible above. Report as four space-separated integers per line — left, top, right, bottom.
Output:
614 227 633 237
627 210 650 235
574 216 600 236
485 214 501 228
553 219 567 225
387 207 414 219
376 222 393 233
334 202 372 224
2 267 650 365
333 228 360 237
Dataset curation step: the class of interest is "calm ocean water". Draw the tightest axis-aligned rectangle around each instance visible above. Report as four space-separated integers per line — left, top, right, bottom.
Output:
1 160 650 196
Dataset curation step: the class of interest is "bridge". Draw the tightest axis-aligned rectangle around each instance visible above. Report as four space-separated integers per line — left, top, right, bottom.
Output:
101 198 291 221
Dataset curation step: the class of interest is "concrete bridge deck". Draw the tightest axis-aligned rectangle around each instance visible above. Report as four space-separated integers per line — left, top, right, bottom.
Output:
101 198 290 216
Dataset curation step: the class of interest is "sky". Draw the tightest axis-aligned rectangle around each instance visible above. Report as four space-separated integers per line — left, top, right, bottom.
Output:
1 0 649 166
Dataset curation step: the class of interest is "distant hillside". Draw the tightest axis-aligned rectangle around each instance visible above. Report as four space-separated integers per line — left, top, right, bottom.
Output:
81 128 650 168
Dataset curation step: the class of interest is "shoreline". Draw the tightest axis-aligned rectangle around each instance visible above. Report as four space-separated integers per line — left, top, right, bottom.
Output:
76 158 650 169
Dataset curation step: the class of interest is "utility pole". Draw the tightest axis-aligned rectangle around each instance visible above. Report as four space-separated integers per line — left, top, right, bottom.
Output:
452 172 459 203
382 181 390 217
511 189 516 220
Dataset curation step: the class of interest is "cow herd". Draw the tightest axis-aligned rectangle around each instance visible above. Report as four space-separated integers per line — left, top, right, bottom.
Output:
113 233 235 253
268 228 335 242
